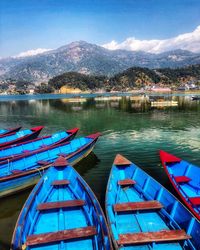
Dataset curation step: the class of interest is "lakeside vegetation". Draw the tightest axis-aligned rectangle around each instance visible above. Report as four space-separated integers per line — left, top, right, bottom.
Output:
1 64 200 94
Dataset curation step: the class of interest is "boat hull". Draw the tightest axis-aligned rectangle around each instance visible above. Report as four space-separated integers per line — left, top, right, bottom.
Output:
0 134 100 198
0 128 78 161
160 150 200 221
106 154 200 249
0 126 44 149
11 158 112 249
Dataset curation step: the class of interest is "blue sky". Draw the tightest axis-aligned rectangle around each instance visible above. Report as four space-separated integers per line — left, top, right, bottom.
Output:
1 0 200 57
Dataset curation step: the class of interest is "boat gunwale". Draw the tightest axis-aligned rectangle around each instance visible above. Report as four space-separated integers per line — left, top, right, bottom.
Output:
0 128 79 162
160 150 200 221
0 134 99 183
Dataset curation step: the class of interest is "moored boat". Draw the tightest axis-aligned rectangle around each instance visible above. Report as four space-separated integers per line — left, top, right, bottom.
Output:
0 126 21 137
0 133 100 198
0 128 78 161
106 154 200 249
11 156 112 250
0 126 44 149
160 150 200 221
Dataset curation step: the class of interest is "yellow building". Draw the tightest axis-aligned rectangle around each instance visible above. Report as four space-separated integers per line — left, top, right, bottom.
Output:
59 86 81 94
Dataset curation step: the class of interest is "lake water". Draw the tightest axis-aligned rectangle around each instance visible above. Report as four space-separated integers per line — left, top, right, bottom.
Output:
0 94 200 249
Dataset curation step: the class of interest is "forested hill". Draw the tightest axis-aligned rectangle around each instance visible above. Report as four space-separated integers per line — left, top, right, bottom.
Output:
48 64 200 92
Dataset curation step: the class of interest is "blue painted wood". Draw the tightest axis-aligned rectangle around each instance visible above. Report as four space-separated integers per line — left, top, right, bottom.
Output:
0 126 21 136
0 133 100 198
0 126 44 148
11 158 112 250
0 128 78 161
160 150 200 221
106 154 200 249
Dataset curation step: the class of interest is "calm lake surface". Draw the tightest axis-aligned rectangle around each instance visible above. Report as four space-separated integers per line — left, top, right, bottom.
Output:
0 94 200 249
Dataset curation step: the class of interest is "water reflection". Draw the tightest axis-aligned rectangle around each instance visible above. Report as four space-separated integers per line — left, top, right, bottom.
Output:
0 94 200 249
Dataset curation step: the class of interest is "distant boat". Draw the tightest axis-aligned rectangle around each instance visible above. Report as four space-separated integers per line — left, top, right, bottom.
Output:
0 128 78 161
0 126 21 136
106 154 200 249
0 126 44 149
151 100 178 107
0 133 100 198
160 150 200 221
191 96 200 100
11 157 112 250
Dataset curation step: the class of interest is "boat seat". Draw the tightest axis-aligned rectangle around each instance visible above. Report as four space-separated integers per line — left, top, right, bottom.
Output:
22 150 30 153
117 229 191 245
52 180 70 186
118 179 136 186
114 200 163 212
37 200 85 211
26 226 97 246
37 160 50 166
189 197 200 206
174 176 191 184
11 169 23 174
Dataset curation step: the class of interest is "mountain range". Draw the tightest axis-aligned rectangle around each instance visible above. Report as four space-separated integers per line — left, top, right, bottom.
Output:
1 41 200 83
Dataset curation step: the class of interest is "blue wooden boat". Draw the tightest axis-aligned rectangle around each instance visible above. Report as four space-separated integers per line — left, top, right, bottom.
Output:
0 128 78 161
106 154 200 249
0 126 21 136
11 157 112 250
0 133 100 198
160 150 200 221
0 126 44 149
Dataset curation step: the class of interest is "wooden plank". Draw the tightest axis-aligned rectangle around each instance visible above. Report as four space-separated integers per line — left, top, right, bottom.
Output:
114 200 163 212
114 154 131 166
118 179 136 186
37 200 85 211
189 197 200 206
37 160 50 166
174 176 191 184
52 180 70 186
117 229 191 245
53 156 68 167
26 226 97 246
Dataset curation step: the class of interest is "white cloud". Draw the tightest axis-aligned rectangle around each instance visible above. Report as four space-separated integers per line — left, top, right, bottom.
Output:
102 25 200 53
14 48 53 58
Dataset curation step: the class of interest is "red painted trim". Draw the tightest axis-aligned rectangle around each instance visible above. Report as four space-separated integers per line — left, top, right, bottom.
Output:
0 126 44 149
0 126 21 137
159 150 181 163
0 133 100 182
0 128 78 161
114 154 131 166
86 132 102 139
160 150 200 220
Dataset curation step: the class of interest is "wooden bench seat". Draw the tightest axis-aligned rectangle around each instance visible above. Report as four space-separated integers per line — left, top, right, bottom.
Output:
37 160 50 166
189 197 200 206
118 179 136 186
174 176 191 184
52 180 70 186
26 226 97 246
114 200 163 212
117 229 191 245
37 200 85 211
